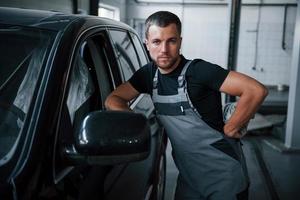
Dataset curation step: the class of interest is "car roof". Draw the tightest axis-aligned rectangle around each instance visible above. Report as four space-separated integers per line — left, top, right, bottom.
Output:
0 7 135 32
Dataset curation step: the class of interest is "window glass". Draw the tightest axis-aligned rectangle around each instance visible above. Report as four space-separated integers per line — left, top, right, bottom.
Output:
109 30 140 81
0 25 55 166
66 56 95 124
132 19 146 43
130 33 148 66
55 42 102 180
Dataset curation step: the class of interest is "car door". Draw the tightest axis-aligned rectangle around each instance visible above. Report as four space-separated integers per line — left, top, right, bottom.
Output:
68 28 164 200
52 27 155 200
51 29 118 200
0 26 57 199
53 26 165 200
105 28 166 200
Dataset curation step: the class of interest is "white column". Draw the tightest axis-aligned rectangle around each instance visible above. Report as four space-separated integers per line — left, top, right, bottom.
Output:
285 1 300 149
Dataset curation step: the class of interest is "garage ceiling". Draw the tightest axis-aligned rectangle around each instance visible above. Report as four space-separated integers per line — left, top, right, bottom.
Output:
135 0 297 3
135 0 225 3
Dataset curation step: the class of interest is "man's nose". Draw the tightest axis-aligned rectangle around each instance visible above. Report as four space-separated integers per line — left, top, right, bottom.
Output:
160 42 168 52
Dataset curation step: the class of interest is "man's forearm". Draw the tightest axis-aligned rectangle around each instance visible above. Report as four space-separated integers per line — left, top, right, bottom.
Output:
105 95 132 111
105 82 140 111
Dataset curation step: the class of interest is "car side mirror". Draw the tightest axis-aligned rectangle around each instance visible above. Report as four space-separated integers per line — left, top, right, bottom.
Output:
64 110 151 165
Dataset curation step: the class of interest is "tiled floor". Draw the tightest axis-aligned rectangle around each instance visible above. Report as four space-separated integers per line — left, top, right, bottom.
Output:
164 134 300 200
245 135 300 200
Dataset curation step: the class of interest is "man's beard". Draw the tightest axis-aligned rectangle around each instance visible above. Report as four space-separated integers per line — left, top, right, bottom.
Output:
154 56 179 69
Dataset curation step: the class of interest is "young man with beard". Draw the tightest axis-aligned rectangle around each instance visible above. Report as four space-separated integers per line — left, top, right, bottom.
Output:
105 11 268 200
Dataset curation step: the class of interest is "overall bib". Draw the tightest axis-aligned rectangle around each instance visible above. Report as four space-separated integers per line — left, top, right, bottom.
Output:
152 61 249 200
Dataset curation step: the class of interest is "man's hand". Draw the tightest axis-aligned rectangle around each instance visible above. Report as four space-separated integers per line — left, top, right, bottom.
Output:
223 102 249 138
223 122 245 139
220 71 268 138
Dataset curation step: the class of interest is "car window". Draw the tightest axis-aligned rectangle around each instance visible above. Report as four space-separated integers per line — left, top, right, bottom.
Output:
54 37 112 180
0 26 55 166
65 35 114 135
109 30 141 81
130 32 149 66
86 35 115 105
67 55 96 124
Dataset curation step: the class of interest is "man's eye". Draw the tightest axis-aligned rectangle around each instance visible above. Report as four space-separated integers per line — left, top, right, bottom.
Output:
153 41 160 45
169 39 177 44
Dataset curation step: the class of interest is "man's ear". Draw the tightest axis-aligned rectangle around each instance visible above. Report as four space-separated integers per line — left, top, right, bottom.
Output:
145 39 150 51
179 37 182 48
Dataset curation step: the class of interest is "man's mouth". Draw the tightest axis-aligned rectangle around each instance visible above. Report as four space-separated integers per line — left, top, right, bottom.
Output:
158 57 170 60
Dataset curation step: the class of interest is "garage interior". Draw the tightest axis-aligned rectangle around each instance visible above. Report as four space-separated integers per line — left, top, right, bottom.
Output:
0 0 300 199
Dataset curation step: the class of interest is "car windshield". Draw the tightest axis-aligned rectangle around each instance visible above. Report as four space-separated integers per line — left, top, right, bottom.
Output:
0 25 55 166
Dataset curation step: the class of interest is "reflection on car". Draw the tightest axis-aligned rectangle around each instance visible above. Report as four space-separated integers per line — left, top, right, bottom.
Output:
0 7 167 200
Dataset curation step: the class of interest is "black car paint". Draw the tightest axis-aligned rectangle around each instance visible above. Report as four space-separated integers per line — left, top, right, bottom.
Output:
0 7 167 200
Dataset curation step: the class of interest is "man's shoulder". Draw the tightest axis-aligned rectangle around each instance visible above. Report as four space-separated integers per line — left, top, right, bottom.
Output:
189 58 217 67
186 58 229 81
133 61 156 82
187 58 217 74
129 62 155 94
140 61 155 72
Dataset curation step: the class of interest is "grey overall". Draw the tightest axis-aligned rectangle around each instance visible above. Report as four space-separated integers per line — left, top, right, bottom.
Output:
152 61 249 200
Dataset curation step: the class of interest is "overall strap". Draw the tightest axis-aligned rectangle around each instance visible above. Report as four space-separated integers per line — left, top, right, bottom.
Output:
177 60 200 114
152 60 195 116
178 60 193 88
178 60 193 103
153 68 159 89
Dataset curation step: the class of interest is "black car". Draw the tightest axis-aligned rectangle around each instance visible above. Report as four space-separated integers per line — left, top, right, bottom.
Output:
0 7 167 200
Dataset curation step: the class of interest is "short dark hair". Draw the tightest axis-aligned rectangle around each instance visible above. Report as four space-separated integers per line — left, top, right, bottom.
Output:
145 11 181 39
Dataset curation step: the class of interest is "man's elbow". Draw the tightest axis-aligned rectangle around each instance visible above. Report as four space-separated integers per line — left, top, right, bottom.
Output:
105 94 117 110
263 86 269 98
104 94 130 111
256 84 268 102
104 95 112 110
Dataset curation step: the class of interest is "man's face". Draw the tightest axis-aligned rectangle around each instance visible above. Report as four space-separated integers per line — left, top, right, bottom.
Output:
145 23 182 73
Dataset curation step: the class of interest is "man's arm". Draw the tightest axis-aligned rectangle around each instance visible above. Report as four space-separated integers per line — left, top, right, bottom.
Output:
220 71 268 138
105 82 140 111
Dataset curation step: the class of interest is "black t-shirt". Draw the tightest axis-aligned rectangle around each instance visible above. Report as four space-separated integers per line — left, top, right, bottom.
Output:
129 55 229 132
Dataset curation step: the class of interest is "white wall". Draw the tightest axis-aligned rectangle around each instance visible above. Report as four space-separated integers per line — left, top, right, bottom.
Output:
101 0 127 22
126 1 185 48
237 5 296 85
243 0 296 3
182 5 229 66
127 0 297 86
0 0 73 13
126 1 229 65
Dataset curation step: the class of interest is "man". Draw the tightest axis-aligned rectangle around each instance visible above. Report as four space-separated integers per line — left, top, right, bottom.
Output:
105 11 268 200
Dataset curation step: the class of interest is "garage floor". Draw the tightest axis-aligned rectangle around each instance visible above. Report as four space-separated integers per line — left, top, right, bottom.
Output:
164 88 299 200
164 134 300 200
